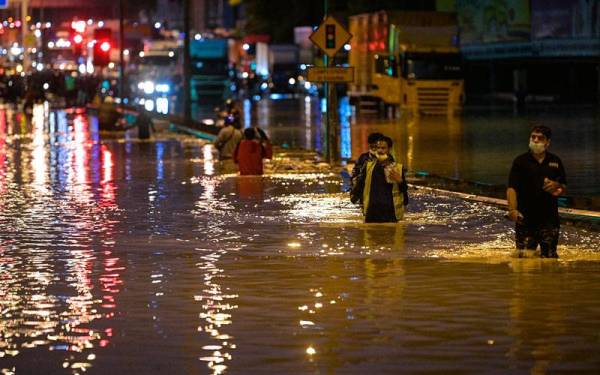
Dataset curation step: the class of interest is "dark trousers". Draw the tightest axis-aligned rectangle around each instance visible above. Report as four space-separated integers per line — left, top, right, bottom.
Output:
515 222 559 257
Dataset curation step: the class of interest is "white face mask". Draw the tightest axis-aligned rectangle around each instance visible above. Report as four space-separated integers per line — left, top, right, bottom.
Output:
529 141 546 155
376 153 388 161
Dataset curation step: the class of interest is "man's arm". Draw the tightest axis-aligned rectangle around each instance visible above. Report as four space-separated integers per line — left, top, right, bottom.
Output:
351 154 367 179
507 160 524 222
506 187 523 222
214 128 230 147
543 158 567 196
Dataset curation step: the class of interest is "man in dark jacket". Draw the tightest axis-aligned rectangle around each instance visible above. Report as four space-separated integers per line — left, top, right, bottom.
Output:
355 136 405 223
507 125 567 258
126 108 156 139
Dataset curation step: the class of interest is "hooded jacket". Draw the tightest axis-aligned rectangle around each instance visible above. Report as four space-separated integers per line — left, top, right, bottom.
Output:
234 140 266 175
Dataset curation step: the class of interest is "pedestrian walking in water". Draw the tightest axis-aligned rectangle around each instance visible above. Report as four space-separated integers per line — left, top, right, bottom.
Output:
214 115 243 174
126 108 156 139
234 128 269 175
507 125 567 258
354 136 406 223
214 115 243 159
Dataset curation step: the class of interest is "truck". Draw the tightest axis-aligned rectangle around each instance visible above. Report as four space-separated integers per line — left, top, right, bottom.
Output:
348 11 464 116
130 39 182 114
254 43 306 95
267 44 301 94
190 38 233 102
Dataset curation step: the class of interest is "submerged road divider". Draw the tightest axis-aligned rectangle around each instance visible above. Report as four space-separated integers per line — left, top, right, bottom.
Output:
88 103 219 141
412 184 600 230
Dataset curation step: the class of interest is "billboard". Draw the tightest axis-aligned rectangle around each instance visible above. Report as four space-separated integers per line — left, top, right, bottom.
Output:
532 0 600 39
457 0 530 44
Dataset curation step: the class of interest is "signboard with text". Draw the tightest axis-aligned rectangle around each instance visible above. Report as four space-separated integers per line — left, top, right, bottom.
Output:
307 66 354 83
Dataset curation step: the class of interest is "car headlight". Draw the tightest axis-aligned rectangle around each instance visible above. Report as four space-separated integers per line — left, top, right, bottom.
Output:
143 81 155 95
156 84 170 93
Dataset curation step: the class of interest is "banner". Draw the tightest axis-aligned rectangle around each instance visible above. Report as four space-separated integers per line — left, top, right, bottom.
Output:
457 0 530 44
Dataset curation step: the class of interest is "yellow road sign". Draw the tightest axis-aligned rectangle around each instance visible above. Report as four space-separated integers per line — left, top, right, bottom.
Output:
309 15 352 58
307 66 354 82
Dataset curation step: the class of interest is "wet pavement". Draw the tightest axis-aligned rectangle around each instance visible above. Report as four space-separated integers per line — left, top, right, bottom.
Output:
1 102 600 374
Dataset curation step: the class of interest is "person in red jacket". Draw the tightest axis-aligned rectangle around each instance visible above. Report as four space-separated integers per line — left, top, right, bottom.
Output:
234 128 269 175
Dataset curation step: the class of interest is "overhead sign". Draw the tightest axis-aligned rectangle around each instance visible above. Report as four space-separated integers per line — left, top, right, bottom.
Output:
309 15 352 57
307 66 354 82
0 0 8 9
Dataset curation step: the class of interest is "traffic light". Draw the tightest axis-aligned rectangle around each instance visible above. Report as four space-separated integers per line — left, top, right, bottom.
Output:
93 28 112 67
325 24 336 49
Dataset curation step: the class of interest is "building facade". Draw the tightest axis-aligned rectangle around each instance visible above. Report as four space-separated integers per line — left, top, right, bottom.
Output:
454 0 600 103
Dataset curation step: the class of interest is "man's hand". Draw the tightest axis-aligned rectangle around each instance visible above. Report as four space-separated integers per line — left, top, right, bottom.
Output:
506 209 524 223
543 178 564 196
388 167 402 183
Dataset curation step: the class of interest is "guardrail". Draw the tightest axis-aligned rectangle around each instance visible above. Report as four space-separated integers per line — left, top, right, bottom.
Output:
410 171 600 230
88 103 220 141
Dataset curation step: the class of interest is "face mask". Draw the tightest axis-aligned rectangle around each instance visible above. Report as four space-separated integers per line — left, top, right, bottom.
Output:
376 153 388 161
529 141 546 154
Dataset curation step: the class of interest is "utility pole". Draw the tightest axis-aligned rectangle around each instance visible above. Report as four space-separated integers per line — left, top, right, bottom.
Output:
323 0 330 162
21 0 30 70
119 0 125 112
183 0 192 123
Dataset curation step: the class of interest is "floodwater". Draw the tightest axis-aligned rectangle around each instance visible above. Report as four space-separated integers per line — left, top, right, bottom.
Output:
1 103 600 374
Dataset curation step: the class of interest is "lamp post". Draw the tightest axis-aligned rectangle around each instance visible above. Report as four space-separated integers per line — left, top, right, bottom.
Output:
21 0 30 70
119 0 125 112
323 0 330 162
183 0 192 123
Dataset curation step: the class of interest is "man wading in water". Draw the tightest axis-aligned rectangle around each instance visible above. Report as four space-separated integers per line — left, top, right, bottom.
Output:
507 125 567 258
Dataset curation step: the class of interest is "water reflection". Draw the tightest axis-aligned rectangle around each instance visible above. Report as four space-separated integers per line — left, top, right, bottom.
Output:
505 259 600 373
1 101 600 373
192 176 238 374
0 105 123 373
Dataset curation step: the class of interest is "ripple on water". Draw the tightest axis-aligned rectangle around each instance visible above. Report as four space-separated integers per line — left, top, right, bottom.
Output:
2 107 600 373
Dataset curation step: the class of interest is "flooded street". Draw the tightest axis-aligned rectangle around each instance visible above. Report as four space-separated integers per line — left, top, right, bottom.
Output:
1 102 600 374
242 97 600 197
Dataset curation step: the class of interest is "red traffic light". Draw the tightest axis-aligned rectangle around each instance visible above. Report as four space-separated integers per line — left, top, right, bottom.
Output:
93 27 112 66
100 41 111 52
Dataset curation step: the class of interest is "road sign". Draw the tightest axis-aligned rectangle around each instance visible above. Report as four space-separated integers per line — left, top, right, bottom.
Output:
309 15 352 57
307 66 354 82
0 0 8 9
